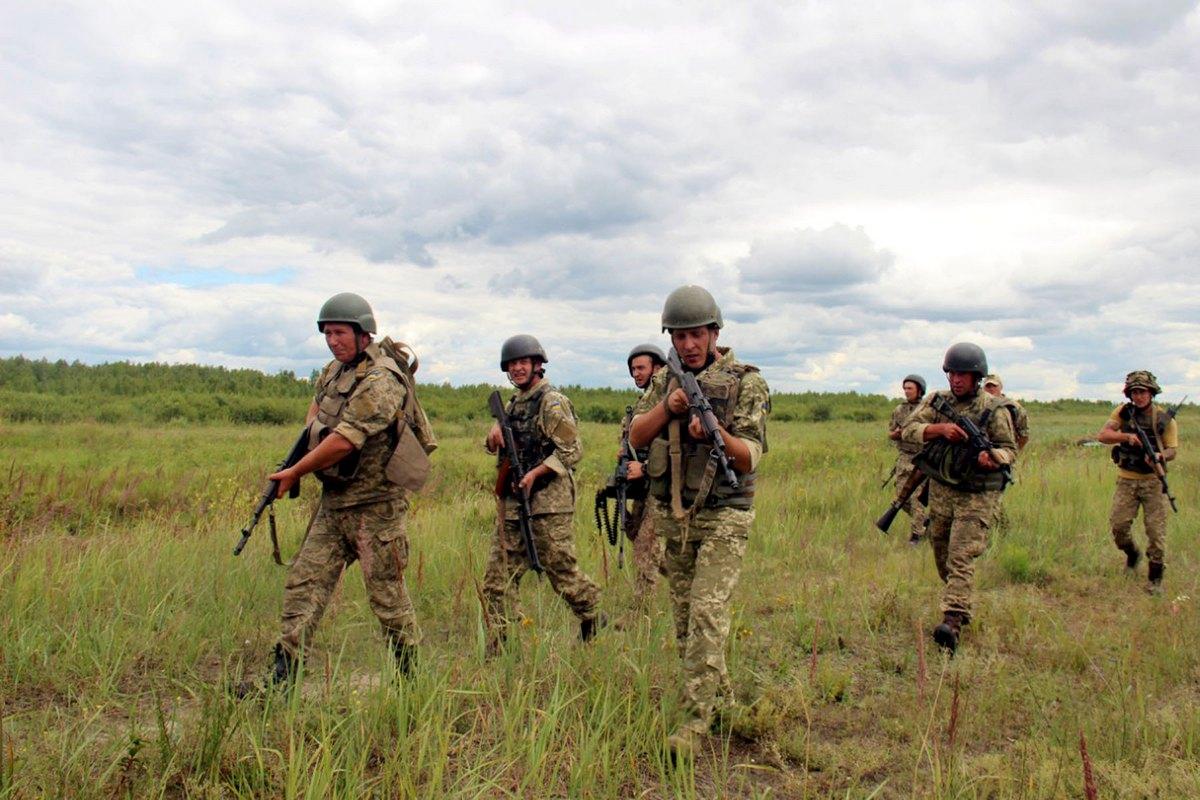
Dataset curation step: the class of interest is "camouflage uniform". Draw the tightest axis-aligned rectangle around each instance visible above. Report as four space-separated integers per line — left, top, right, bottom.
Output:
634 347 769 735
997 395 1030 446
483 382 600 644
901 389 1017 620
889 400 927 540
279 343 421 656
619 407 666 606
1107 403 1178 567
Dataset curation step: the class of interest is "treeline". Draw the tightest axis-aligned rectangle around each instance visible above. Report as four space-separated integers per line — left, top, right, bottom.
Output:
0 356 1111 426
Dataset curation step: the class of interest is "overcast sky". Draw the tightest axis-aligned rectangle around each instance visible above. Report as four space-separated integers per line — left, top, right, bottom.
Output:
3 1 1199 400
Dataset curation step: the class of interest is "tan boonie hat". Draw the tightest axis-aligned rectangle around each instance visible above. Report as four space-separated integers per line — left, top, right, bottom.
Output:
1123 370 1161 397
982 374 1002 389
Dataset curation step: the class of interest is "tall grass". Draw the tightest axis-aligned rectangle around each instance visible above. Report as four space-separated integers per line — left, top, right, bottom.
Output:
0 408 1196 797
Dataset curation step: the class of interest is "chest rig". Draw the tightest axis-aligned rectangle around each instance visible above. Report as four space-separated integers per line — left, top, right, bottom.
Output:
914 393 1008 493
505 383 558 477
647 360 759 511
309 348 401 486
1112 403 1166 474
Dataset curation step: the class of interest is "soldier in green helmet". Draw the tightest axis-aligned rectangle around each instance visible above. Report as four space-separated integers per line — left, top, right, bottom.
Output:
482 335 602 654
621 343 668 612
628 285 770 759
887 373 928 544
900 343 1017 653
245 293 430 692
1096 370 1178 594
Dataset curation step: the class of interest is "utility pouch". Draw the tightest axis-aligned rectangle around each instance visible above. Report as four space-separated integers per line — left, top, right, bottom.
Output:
385 419 432 493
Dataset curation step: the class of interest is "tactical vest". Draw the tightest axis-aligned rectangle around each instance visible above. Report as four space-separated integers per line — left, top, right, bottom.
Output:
1111 403 1165 474
503 383 557 491
913 393 1009 493
309 346 402 488
647 361 759 509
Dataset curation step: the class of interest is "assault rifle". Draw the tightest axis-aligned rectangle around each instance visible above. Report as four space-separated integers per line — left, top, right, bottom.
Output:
876 468 927 533
594 406 637 567
488 390 543 574
1125 395 1186 513
929 394 1013 486
234 428 309 557
665 348 739 490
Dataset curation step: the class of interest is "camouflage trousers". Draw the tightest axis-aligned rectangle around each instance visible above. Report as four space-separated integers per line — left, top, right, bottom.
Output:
279 498 419 656
483 513 600 642
894 453 927 539
625 499 665 606
653 499 753 735
1110 476 1167 565
927 483 1001 619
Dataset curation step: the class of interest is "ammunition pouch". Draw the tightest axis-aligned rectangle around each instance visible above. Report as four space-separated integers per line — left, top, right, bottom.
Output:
647 437 754 509
1111 445 1154 474
914 440 1008 493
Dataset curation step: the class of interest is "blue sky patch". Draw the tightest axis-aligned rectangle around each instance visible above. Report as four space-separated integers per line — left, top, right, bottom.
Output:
134 265 296 288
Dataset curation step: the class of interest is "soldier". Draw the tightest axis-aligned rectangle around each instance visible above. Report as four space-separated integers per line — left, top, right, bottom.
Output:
248 293 427 690
621 343 668 610
901 343 1017 653
628 286 769 759
1095 370 1178 594
887 374 928 544
482 335 602 653
982 374 1030 450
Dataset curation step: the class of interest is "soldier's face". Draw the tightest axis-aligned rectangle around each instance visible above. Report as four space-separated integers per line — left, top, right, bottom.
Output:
903 381 920 403
629 355 658 389
671 326 718 369
324 323 367 363
947 370 978 398
983 383 1001 397
1129 387 1152 408
506 357 537 388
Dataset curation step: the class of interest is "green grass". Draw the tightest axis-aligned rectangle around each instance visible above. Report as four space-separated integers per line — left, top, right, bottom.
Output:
0 410 1197 798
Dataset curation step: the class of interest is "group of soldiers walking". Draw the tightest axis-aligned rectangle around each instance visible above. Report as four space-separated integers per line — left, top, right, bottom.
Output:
886 357 1179 651
239 285 1182 761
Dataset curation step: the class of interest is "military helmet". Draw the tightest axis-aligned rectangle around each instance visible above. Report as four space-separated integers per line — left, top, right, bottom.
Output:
317 292 377 334
942 342 988 377
500 334 548 371
661 285 723 332
627 343 667 369
902 373 927 397
1123 369 1161 397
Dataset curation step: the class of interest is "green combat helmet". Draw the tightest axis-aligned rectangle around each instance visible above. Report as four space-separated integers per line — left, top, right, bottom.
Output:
903 373 927 397
318 292 377 334
1123 370 1161 397
942 342 988 377
500 334 548 370
661 285 723 332
627 343 667 368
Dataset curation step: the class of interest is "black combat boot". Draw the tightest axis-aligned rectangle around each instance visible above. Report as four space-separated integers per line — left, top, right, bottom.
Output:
932 612 963 653
1147 562 1164 595
236 643 297 698
580 613 608 643
1121 544 1142 570
392 641 418 678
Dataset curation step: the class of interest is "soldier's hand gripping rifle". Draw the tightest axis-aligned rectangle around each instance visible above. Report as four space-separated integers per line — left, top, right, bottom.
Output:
875 468 927 533
929 394 1013 487
234 428 309 557
594 406 636 566
488 390 544 574
1126 395 1185 513
666 348 739 490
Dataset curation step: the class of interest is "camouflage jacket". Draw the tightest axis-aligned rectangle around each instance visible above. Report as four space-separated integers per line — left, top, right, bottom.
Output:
997 394 1030 444
311 343 408 510
498 381 581 518
901 388 1018 475
889 400 922 455
634 348 770 508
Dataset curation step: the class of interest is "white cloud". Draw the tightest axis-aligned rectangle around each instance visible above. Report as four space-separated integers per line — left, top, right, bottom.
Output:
1 1 1199 399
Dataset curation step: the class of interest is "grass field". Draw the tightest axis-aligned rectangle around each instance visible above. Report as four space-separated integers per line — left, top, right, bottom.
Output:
1 409 1197 798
